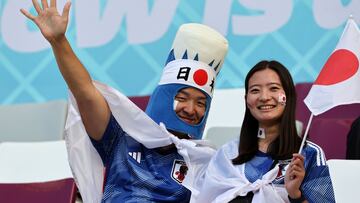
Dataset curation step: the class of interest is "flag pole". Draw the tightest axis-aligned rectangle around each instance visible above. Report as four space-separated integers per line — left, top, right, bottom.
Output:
298 113 314 154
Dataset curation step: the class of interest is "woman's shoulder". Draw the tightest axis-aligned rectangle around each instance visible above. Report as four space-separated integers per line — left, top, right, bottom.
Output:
303 141 327 166
304 141 325 154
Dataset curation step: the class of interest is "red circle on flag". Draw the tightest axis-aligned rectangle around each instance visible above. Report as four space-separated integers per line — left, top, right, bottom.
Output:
315 49 359 85
193 69 208 86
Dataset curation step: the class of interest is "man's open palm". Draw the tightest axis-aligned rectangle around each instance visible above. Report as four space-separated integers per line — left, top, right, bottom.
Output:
20 0 71 42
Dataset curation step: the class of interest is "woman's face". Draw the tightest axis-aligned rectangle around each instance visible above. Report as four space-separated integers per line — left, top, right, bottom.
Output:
246 68 286 126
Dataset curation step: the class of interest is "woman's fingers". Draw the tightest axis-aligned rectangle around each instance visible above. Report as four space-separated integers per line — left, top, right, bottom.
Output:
289 168 301 176
290 165 302 172
292 160 304 170
292 153 305 162
288 162 305 180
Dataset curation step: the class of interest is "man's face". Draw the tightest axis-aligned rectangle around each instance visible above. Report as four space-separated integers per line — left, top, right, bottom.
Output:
174 87 207 125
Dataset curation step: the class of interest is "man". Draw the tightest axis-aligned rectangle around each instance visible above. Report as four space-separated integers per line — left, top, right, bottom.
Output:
21 0 228 202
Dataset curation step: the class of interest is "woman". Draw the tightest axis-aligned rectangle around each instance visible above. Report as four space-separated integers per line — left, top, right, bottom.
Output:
184 60 335 203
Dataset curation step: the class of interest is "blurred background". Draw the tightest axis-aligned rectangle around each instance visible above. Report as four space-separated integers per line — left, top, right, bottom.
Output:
1 1 360 203
1 0 359 104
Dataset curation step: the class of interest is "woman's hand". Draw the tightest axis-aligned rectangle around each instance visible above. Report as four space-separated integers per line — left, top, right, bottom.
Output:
285 153 306 199
20 0 71 43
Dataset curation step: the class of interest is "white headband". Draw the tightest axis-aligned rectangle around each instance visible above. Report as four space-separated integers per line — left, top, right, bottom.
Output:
159 59 216 97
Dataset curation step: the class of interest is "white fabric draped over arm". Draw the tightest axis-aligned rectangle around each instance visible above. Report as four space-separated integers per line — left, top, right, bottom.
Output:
64 81 215 203
168 133 216 197
65 81 174 203
64 81 287 203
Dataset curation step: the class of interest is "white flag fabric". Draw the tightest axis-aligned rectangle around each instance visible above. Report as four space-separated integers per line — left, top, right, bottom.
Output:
180 140 288 203
304 18 360 115
64 81 286 203
64 81 174 203
64 81 215 203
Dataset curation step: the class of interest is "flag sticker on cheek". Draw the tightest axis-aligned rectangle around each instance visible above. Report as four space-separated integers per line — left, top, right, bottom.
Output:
173 100 179 110
278 93 286 105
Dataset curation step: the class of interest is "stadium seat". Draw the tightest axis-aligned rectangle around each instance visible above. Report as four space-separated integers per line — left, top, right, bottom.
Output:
327 159 360 203
295 83 360 159
205 121 303 148
129 95 150 111
0 100 68 142
0 141 76 203
0 97 149 142
202 88 245 148
307 118 353 159
0 178 76 203
204 126 241 148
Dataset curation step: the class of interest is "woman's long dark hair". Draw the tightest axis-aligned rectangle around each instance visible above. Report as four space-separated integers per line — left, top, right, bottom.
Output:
232 60 302 165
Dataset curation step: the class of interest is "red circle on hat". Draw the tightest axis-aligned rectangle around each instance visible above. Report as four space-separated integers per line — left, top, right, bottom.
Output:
315 49 359 85
193 69 208 86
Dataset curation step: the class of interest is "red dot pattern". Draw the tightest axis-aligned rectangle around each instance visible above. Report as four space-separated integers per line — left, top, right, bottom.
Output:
315 49 359 85
193 69 208 86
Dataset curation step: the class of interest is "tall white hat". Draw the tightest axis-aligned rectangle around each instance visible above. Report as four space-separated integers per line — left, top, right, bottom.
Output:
146 23 228 139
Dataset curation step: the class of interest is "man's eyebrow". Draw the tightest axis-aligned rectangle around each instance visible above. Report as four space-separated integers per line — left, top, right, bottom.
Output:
178 89 206 100
177 89 190 96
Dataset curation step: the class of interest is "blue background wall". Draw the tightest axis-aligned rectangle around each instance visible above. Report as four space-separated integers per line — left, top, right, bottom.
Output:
0 0 359 104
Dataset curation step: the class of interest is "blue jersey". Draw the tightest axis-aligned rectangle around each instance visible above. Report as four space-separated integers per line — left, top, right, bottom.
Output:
244 142 335 203
91 115 191 203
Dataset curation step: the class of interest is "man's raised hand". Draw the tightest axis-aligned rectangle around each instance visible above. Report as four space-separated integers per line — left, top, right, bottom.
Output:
20 0 71 43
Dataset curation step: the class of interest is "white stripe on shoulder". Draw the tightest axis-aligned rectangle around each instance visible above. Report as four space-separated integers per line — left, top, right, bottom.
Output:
306 141 326 166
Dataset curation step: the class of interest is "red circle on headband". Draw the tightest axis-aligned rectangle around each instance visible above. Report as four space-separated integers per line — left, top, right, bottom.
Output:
193 69 208 86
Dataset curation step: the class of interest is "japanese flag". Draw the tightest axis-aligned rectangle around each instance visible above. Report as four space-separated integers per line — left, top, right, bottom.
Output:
304 18 360 116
